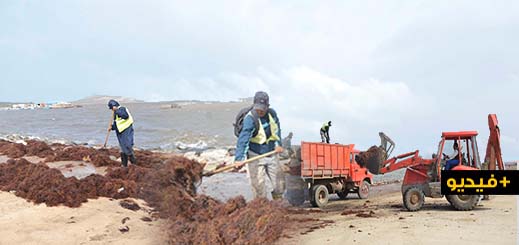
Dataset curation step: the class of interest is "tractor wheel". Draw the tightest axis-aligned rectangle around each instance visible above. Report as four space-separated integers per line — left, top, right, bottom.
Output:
357 180 370 199
446 195 479 211
403 187 425 211
310 185 329 208
337 190 349 200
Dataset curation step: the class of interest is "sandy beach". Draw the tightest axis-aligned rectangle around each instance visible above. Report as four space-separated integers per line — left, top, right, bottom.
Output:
0 193 167 245
279 184 517 245
1 178 515 245
0 139 516 244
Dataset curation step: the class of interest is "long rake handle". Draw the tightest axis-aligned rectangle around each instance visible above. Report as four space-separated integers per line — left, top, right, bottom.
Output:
203 150 277 176
103 110 115 148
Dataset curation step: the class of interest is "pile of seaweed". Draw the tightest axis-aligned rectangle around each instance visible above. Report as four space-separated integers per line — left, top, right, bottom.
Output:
0 158 137 207
0 139 164 168
355 145 385 174
0 140 291 244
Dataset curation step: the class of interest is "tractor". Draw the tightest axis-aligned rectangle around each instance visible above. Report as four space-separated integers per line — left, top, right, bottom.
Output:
362 114 504 211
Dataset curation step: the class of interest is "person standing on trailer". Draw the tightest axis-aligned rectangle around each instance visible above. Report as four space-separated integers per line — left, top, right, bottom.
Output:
320 121 332 143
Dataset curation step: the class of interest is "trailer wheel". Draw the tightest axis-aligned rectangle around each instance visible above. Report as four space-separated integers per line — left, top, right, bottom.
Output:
357 180 370 199
310 185 329 208
337 191 349 200
446 195 479 211
403 187 425 211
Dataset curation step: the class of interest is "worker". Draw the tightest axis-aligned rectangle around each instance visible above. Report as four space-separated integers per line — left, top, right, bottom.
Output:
107 99 137 167
281 132 294 158
277 132 294 198
320 121 332 143
234 91 284 199
445 141 462 170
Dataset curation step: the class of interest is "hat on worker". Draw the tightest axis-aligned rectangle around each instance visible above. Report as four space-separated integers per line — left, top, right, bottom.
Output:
108 99 120 110
253 91 269 112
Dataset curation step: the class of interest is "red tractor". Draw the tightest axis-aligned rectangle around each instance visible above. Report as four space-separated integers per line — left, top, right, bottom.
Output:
366 114 504 211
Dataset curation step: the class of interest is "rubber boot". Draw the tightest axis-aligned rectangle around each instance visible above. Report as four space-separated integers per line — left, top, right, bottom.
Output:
129 154 137 165
121 153 128 167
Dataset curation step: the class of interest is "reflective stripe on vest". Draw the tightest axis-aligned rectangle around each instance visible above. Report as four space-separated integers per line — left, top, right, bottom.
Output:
249 112 280 145
115 108 134 133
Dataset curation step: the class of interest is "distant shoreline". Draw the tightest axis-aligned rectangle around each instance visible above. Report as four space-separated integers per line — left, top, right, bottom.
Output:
1 95 252 106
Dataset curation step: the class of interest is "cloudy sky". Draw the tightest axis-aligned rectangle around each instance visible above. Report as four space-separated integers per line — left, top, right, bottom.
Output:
1 1 518 159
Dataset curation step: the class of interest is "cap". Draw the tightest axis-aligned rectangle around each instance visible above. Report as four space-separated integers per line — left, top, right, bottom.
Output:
253 91 269 111
108 99 120 109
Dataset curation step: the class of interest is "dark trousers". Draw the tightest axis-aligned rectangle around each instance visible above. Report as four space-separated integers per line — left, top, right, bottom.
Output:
320 130 329 143
445 159 460 170
117 126 136 166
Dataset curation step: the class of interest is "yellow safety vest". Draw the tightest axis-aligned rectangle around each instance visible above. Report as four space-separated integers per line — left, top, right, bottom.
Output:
321 123 329 131
115 108 134 133
250 112 280 145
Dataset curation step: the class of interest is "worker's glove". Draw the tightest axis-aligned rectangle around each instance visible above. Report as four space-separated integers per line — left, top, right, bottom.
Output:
275 146 284 153
234 161 246 170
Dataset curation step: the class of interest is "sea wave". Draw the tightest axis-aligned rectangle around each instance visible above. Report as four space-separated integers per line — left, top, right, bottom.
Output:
0 133 71 145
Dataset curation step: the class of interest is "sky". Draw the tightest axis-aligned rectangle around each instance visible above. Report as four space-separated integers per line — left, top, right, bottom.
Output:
1 1 519 159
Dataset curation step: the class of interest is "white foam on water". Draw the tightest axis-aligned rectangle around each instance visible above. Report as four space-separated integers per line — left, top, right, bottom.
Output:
176 140 208 150
0 133 71 145
184 148 234 171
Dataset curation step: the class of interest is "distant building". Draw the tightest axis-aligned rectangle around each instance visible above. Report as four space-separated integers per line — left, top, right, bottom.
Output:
505 161 518 170
12 103 36 110
50 102 75 109
7 101 79 110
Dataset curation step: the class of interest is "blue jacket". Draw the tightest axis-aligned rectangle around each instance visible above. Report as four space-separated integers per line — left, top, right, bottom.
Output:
235 109 282 161
110 106 135 155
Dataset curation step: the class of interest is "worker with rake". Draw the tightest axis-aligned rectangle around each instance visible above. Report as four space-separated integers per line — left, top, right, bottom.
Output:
107 99 137 167
234 91 284 199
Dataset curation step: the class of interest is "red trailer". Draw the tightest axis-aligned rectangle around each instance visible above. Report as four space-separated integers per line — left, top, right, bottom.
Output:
299 142 373 207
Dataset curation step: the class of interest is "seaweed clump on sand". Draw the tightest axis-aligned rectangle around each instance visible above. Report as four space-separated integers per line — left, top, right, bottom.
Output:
25 140 54 158
0 140 293 244
0 158 137 207
167 196 288 244
0 140 26 158
44 145 120 167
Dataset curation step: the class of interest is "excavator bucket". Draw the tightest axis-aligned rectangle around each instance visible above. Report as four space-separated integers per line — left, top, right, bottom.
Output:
379 132 395 160
356 146 386 174
355 132 395 174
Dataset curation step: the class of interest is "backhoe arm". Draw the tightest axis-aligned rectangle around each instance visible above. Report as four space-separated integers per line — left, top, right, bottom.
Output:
485 114 504 170
379 150 424 174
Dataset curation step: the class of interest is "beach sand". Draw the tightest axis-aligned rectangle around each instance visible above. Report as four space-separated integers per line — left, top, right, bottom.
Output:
0 193 167 245
278 183 517 245
0 152 516 244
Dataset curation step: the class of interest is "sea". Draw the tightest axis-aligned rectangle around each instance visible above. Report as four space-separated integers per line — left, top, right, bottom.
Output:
0 101 245 152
